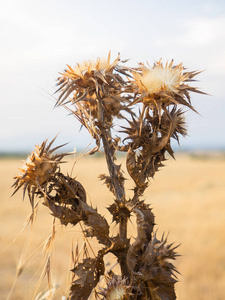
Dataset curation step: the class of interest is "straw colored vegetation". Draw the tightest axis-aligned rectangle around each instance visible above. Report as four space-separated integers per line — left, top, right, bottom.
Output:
0 153 225 300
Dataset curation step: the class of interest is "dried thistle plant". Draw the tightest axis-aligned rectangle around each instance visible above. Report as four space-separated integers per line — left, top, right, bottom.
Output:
13 52 205 299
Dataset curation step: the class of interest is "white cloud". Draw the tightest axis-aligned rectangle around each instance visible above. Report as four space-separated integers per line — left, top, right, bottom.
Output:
180 17 225 46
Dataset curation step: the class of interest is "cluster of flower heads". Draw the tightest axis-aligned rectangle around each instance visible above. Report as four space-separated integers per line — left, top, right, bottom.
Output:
56 52 202 136
13 53 203 202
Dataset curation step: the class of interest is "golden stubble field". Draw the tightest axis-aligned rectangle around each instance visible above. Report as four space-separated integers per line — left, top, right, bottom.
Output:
0 153 225 300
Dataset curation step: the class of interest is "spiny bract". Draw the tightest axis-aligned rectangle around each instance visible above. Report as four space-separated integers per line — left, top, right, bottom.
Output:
132 59 203 117
12 137 67 206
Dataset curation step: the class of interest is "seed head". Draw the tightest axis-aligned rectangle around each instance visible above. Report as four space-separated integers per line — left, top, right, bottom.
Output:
56 52 122 107
133 59 203 117
56 52 132 138
134 60 187 94
99 274 131 300
61 55 113 81
12 137 68 206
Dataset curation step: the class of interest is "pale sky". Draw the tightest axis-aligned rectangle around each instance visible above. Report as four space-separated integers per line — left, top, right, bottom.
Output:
1 0 225 152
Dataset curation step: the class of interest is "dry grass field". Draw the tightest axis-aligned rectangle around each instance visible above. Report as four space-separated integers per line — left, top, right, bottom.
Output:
0 153 225 300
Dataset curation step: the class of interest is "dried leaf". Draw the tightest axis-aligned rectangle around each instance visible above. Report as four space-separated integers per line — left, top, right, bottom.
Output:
130 232 179 300
81 201 110 245
110 234 130 254
46 200 82 226
107 202 131 224
99 174 115 194
126 148 144 186
69 257 104 300
126 201 155 273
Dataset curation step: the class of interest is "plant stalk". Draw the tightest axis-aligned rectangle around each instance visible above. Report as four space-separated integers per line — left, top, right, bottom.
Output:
97 100 125 205
101 129 125 203
98 100 129 277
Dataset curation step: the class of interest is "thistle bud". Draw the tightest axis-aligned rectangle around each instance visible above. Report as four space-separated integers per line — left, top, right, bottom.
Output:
12 137 68 206
99 273 131 300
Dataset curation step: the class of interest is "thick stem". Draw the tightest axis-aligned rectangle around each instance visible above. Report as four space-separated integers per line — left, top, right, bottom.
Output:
97 100 125 205
117 251 130 278
119 217 127 240
100 125 127 242
98 100 129 276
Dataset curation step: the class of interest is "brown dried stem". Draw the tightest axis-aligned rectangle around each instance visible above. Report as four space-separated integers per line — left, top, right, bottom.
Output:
98 101 125 203
97 99 129 277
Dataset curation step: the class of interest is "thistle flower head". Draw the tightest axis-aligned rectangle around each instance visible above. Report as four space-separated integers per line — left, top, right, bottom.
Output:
62 54 114 80
56 52 132 142
134 60 187 95
133 59 203 117
99 273 131 300
12 137 68 205
56 51 122 107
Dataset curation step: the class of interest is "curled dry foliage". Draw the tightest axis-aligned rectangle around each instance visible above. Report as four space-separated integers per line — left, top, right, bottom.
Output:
12 53 205 300
126 200 155 272
127 200 179 300
124 107 187 195
69 256 105 300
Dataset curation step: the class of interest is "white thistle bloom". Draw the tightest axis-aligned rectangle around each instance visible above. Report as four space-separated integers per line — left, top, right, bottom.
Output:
107 284 127 300
133 60 188 95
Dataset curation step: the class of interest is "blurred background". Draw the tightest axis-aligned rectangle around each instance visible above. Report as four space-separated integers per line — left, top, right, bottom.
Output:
1 0 225 154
